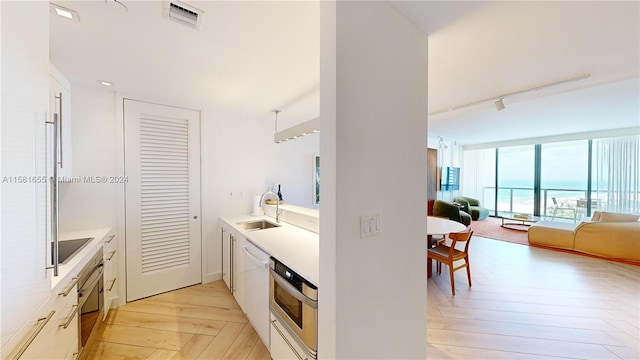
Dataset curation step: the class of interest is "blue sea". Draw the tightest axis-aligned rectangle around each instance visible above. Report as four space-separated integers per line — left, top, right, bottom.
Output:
481 180 606 214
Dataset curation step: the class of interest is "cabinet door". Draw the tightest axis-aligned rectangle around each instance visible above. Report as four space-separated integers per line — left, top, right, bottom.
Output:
238 238 270 347
230 229 242 308
0 1 51 354
49 65 72 177
221 223 231 290
103 233 118 320
52 292 80 360
20 284 78 360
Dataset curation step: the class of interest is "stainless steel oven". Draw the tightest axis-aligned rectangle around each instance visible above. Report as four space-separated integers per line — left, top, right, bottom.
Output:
77 248 104 349
269 257 318 359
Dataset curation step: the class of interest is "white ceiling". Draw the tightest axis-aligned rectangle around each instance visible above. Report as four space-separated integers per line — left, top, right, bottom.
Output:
50 1 639 144
50 1 320 127
393 1 640 145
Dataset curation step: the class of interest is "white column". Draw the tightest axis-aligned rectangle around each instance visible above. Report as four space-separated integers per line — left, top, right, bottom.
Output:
320 1 428 358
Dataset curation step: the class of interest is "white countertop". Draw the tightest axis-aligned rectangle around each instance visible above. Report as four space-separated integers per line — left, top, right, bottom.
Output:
221 215 319 286
52 227 112 290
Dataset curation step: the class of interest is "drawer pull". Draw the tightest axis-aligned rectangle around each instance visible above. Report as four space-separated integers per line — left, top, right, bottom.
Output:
106 251 116 261
59 276 80 297
107 278 117 292
59 305 79 329
12 311 55 360
105 234 115 243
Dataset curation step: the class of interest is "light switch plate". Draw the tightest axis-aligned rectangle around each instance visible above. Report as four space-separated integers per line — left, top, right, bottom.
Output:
360 212 381 238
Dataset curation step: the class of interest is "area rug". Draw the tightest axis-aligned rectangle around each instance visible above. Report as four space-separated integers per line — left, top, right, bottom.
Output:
470 216 529 246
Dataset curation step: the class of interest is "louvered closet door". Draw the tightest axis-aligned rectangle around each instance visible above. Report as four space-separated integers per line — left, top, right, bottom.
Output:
124 99 201 302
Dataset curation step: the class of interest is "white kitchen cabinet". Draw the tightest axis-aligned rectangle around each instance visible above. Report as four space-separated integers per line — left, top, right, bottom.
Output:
237 237 270 348
49 64 73 178
0 1 53 356
17 282 79 360
219 220 245 309
103 232 118 320
221 222 231 289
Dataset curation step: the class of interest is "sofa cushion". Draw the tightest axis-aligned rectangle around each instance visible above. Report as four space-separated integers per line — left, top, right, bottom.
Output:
454 196 490 220
592 211 640 223
470 207 490 221
573 221 640 261
528 221 576 250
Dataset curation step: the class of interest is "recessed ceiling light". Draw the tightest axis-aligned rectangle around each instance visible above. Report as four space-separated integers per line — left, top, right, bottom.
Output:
50 3 80 21
100 81 113 87
55 8 73 18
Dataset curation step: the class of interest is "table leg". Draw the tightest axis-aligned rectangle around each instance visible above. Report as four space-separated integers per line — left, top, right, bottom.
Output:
428 257 432 279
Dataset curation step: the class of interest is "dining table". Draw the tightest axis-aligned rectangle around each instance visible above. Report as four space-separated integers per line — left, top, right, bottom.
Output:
427 216 466 279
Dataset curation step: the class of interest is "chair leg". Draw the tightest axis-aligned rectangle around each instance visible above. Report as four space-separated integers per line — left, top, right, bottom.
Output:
465 258 472 288
449 265 456 296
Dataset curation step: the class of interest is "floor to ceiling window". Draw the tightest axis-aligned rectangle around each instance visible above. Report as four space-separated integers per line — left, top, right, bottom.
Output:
540 140 589 220
461 148 496 210
462 135 639 219
497 145 535 215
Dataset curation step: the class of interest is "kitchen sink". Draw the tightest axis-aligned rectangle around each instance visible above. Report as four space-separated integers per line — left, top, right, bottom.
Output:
236 220 281 231
53 237 93 264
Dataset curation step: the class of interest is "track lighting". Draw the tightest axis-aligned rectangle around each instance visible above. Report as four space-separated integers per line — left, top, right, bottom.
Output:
428 74 591 116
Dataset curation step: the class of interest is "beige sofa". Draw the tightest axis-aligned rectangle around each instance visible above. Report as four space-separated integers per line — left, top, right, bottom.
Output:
528 211 640 261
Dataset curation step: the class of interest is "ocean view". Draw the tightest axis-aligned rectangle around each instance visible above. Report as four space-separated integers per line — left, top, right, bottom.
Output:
479 180 610 216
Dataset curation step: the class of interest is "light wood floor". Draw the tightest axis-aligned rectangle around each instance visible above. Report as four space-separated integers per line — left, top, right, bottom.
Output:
82 236 639 359
80 281 270 360
428 236 640 359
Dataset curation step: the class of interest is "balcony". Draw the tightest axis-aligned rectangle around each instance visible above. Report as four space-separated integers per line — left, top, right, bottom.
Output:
481 186 608 222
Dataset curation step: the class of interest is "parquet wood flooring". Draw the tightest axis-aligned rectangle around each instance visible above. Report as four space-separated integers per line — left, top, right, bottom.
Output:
80 281 269 360
81 235 639 359
428 235 640 359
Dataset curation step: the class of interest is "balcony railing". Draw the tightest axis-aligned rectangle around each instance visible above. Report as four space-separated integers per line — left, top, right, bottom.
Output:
481 186 607 221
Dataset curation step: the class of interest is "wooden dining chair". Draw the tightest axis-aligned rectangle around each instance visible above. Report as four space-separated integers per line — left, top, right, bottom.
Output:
427 226 473 296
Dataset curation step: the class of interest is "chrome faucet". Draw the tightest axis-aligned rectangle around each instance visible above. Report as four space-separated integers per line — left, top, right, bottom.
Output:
260 188 283 222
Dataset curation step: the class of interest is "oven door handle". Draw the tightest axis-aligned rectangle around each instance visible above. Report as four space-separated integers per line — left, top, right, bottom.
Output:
270 269 318 309
78 264 103 297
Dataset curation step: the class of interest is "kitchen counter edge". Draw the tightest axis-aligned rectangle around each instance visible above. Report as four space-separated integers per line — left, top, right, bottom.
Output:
220 215 319 286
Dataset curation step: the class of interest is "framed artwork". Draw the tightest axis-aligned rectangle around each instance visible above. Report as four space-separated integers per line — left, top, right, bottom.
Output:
313 155 320 206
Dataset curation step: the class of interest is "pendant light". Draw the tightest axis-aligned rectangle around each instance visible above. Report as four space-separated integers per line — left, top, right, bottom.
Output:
273 110 320 144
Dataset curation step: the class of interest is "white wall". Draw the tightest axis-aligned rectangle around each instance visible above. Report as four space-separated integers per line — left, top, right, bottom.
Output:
58 85 118 232
320 2 428 358
201 107 319 282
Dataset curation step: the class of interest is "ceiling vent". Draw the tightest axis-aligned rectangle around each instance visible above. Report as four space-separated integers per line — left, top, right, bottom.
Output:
163 1 204 30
